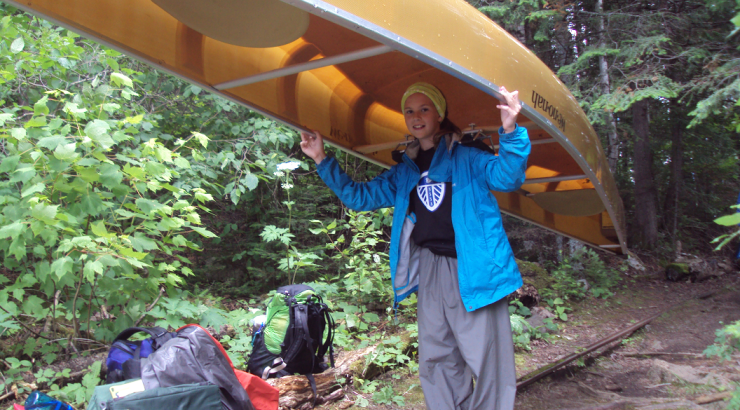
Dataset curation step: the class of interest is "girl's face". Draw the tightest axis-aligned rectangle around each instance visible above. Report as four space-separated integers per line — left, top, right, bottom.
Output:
404 93 442 145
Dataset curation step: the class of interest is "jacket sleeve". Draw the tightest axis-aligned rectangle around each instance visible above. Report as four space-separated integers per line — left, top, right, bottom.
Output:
316 156 398 211
471 125 531 192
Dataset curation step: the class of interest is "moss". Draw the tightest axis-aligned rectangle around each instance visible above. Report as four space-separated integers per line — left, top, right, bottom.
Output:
517 259 555 290
666 263 689 274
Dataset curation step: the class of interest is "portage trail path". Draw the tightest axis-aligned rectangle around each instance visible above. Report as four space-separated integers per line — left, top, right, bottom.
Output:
514 271 740 410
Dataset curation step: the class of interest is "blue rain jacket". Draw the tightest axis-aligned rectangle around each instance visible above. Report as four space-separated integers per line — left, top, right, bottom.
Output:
316 125 531 311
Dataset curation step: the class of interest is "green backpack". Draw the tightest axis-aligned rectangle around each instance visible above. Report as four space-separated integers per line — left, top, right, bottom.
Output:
247 284 334 402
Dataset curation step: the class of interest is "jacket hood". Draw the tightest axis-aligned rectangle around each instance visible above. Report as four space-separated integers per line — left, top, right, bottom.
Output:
404 132 463 160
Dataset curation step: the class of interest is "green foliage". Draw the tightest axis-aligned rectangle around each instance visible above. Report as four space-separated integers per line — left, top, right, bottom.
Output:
704 320 740 409
545 297 570 322
0 357 33 396
543 249 624 302
711 205 740 250
312 209 393 307
47 361 102 407
704 320 740 362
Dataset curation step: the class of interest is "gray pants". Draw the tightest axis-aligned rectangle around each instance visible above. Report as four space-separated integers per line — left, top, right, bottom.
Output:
417 248 517 410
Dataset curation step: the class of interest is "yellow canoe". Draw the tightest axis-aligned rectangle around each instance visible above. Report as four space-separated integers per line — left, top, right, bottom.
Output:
8 0 627 254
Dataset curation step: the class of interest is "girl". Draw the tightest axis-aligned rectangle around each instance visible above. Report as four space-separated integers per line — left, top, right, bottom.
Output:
300 83 530 410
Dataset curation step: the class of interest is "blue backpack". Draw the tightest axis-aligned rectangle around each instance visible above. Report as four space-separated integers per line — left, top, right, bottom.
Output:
105 327 176 383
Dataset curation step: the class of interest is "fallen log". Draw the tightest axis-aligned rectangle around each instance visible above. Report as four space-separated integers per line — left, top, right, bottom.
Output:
692 391 733 405
266 329 417 409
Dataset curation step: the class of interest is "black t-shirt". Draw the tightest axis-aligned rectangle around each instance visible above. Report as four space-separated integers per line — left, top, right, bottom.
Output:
410 147 456 257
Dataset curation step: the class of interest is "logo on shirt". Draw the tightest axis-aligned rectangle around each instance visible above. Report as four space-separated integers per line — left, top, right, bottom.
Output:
417 171 445 212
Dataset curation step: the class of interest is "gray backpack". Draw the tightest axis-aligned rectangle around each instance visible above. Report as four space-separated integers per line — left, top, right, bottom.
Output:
139 324 255 410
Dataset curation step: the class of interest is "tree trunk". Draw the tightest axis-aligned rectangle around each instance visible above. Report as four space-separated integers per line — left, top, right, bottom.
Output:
596 0 619 175
632 99 658 248
663 108 683 244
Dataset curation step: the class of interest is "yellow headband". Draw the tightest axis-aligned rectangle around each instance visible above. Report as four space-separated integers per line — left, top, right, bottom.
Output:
401 82 446 120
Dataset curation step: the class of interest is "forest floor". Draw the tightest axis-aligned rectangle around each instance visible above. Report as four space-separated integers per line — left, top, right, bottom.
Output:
324 264 740 410
2 258 739 410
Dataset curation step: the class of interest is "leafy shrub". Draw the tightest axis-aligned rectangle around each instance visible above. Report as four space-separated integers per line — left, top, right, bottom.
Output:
543 248 624 301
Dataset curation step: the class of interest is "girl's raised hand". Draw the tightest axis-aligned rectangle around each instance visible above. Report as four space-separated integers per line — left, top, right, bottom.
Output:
300 130 327 165
496 86 521 134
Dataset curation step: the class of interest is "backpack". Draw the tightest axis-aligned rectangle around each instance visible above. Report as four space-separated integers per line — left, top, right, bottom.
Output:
247 284 334 403
140 324 256 410
87 380 221 410
105 326 176 383
104 324 277 410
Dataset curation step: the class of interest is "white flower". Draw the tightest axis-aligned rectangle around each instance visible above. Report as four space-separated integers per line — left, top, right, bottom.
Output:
273 171 285 177
281 183 294 190
373 254 381 264
277 161 300 171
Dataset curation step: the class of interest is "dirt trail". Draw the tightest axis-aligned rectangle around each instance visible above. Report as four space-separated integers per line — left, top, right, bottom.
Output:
515 272 740 410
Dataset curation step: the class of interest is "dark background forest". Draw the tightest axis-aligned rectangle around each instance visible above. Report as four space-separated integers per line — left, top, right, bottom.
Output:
0 0 739 407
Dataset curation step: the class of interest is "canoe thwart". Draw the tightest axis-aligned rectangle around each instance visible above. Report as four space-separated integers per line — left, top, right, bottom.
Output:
153 0 309 48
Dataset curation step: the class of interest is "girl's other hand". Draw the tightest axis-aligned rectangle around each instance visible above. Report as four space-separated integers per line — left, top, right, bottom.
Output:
300 130 327 165
496 86 521 134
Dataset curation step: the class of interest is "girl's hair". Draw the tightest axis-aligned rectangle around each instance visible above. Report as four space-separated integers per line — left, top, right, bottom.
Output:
439 116 461 136
432 112 462 147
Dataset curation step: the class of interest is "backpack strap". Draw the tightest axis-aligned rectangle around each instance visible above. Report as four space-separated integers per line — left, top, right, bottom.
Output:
281 300 316 367
306 373 318 408
260 357 287 380
316 303 335 368
112 326 173 349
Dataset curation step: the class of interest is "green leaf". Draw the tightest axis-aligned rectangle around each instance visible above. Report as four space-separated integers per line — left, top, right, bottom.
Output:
21 182 46 198
191 226 217 238
129 234 159 252
10 36 24 54
83 260 103 282
192 132 209 148
0 221 24 240
363 312 380 323
54 142 78 161
732 13 740 28
25 116 47 128
90 221 112 238
22 295 45 317
37 136 67 150
193 190 213 203
77 166 100 183
110 72 133 88
155 146 172 162
9 236 26 260
714 213 740 226
0 113 14 126
0 155 21 173
85 120 115 149
102 103 121 114
64 102 87 116
173 157 190 169
106 57 120 71
244 173 259 191
99 163 123 189
135 198 163 214
119 246 148 260
34 95 49 115
10 128 26 140
125 114 143 124
50 256 74 282
80 191 105 215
